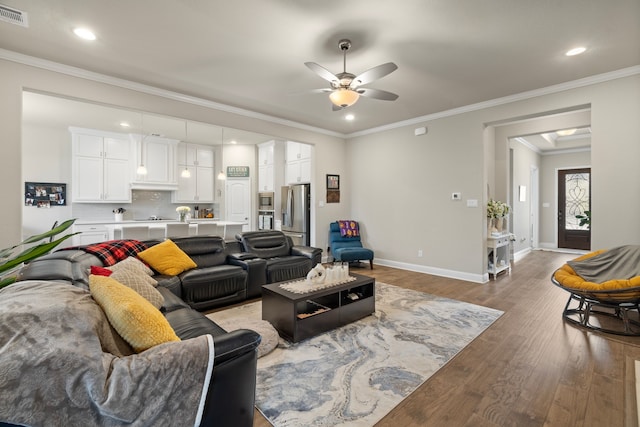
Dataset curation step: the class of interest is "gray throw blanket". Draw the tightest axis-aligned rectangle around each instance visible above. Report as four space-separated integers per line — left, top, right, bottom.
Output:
567 245 640 283
0 281 214 427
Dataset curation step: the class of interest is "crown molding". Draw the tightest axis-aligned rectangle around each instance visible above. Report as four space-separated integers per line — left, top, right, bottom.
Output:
2 48 638 141
347 65 640 138
0 48 344 139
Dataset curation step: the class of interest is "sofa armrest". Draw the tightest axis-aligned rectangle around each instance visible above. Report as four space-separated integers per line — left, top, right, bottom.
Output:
227 252 258 261
203 329 260 427
212 329 261 365
227 256 267 298
291 245 323 265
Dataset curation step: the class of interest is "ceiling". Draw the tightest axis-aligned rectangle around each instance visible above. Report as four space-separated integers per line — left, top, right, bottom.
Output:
22 91 274 146
2 0 639 134
513 127 591 154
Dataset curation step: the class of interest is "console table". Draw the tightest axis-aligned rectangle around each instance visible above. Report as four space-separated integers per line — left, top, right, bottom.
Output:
262 273 375 342
487 233 512 280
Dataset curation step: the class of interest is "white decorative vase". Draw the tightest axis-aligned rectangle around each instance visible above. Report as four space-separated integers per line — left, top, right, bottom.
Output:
114 213 123 222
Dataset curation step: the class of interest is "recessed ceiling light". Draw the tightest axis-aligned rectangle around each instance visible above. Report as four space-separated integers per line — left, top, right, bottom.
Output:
73 27 96 41
565 47 586 56
230 140 237 144
119 122 130 128
557 128 577 136
345 114 355 121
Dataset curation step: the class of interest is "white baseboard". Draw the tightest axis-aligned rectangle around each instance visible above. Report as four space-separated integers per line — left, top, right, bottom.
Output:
374 258 486 284
513 247 532 263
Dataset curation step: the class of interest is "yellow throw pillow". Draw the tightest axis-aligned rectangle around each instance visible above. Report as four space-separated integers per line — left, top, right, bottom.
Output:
89 275 180 352
136 239 197 276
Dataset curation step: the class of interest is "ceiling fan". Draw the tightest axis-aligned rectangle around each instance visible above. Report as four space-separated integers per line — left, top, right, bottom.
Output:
304 39 398 110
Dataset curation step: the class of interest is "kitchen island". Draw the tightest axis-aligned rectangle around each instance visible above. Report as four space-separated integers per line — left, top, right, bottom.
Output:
72 219 247 245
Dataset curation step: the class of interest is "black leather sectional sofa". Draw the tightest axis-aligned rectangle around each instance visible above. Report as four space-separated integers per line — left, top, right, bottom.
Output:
6 230 322 427
11 245 260 427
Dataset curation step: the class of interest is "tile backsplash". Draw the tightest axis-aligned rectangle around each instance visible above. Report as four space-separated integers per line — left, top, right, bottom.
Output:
72 190 219 221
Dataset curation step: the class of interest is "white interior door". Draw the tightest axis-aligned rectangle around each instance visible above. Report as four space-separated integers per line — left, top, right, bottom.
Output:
226 178 251 228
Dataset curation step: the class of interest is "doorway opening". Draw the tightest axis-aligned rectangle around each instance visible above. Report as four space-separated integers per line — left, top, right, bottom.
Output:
558 168 591 250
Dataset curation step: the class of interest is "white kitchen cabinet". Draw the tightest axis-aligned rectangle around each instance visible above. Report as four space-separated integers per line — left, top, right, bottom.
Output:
285 141 312 184
71 224 109 246
130 135 178 190
258 140 286 192
258 163 274 191
70 128 132 203
258 141 275 192
173 143 215 202
258 142 274 167
286 141 311 162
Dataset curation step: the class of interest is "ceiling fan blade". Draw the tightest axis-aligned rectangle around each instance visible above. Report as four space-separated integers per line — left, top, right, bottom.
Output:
356 87 399 101
288 88 333 96
331 103 344 112
350 62 398 88
305 62 339 83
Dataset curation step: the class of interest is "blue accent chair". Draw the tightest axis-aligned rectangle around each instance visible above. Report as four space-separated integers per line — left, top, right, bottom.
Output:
328 221 374 269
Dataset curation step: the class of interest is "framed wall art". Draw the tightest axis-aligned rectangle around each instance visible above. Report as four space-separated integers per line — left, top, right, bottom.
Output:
326 174 340 190
25 182 66 207
326 174 340 203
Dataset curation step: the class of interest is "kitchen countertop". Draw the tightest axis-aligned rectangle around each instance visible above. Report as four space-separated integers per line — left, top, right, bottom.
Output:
75 219 246 226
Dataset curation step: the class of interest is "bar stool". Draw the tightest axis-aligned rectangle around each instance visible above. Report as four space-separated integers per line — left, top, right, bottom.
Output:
196 223 220 236
166 223 190 238
121 226 149 240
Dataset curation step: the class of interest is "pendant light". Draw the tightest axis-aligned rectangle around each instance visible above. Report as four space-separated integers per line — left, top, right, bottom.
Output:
136 114 148 175
217 127 226 180
181 121 191 178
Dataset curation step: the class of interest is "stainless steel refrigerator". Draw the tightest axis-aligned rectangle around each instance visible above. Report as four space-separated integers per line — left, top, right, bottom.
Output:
281 184 310 246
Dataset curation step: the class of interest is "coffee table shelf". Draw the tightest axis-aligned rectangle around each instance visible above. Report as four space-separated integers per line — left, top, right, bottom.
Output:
262 273 375 342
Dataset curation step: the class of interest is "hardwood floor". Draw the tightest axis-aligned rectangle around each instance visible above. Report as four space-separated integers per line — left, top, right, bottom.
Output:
253 251 640 426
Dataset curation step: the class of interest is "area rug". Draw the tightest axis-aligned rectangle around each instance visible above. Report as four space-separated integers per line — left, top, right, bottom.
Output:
207 282 503 427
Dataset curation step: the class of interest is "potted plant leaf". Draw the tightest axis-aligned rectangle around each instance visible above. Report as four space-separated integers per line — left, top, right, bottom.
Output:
0 219 78 288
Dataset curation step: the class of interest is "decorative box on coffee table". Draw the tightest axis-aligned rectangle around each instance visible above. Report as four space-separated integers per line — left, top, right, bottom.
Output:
262 273 375 343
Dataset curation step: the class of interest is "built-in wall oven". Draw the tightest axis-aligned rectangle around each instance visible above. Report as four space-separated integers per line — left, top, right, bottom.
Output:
258 211 274 230
258 192 274 211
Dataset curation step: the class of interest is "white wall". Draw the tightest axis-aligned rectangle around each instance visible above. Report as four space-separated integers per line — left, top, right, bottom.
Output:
348 115 486 281
348 74 640 281
509 140 540 254
21 123 73 237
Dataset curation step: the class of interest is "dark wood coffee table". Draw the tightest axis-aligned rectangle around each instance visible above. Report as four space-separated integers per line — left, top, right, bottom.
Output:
262 273 375 342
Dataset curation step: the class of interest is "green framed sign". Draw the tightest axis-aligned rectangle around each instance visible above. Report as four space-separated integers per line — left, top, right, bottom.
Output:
226 166 250 178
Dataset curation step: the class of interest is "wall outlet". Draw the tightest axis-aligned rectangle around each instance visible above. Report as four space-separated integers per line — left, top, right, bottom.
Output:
418 249 423 257
451 192 461 200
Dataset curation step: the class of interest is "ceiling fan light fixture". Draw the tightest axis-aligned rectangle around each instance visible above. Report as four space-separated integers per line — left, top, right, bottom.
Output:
329 89 359 108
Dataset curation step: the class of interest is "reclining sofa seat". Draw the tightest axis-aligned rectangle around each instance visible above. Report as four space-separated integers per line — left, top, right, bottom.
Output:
160 236 265 311
12 246 260 427
236 230 322 284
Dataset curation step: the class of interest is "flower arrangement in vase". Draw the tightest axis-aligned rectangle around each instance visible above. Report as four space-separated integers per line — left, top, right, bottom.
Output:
487 199 510 233
176 206 191 222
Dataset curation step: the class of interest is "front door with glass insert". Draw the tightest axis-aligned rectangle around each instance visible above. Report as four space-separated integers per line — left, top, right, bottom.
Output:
558 168 591 250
